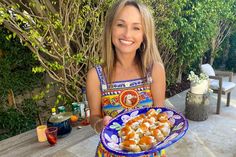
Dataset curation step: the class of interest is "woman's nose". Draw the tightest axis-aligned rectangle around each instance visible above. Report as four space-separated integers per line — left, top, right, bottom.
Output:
123 27 132 38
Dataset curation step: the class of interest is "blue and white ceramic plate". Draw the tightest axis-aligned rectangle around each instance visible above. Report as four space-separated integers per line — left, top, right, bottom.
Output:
100 107 188 156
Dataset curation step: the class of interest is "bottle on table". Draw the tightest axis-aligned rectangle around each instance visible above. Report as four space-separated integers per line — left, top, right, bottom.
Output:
72 102 80 118
58 105 66 113
70 102 80 126
51 107 57 116
47 107 57 127
77 102 84 119
82 87 88 109
85 108 90 124
82 88 88 119
82 87 90 125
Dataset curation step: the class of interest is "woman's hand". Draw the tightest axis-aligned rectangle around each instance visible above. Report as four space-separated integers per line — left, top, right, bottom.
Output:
102 116 113 126
92 116 112 134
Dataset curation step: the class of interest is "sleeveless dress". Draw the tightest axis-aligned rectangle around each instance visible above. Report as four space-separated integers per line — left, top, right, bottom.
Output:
95 65 166 157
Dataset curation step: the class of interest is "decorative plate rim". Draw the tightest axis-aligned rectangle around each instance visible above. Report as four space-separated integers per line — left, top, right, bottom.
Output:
100 107 189 156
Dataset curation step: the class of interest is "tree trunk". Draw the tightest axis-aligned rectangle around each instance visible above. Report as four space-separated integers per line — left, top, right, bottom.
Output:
0 48 5 58
210 38 216 65
222 38 230 69
7 89 16 108
176 66 182 83
209 21 231 65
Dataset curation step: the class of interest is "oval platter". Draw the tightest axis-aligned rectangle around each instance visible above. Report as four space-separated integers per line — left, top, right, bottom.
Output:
100 107 188 156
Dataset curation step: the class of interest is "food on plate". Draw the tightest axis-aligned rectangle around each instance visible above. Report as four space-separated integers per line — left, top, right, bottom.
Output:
119 139 141 152
119 109 173 152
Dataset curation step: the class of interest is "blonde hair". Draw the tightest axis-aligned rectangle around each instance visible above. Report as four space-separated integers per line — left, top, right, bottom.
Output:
102 0 163 82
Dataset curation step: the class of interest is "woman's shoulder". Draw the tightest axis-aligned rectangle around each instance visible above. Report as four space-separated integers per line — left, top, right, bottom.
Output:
87 64 106 81
151 62 165 75
86 67 100 87
155 62 164 67
87 65 103 75
87 66 100 81
87 67 97 75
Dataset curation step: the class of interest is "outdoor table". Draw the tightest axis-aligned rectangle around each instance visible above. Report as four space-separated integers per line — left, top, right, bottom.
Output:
0 125 96 157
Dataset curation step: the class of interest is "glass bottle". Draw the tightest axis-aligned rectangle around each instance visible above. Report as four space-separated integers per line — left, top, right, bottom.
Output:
85 108 90 124
47 107 57 127
80 87 87 119
58 105 66 113
51 107 56 116
78 102 85 119
82 87 90 124
71 102 80 126
82 87 88 108
71 102 80 118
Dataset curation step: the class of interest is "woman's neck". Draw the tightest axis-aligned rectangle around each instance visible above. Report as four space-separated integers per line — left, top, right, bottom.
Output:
116 60 137 70
115 52 137 69
111 57 142 82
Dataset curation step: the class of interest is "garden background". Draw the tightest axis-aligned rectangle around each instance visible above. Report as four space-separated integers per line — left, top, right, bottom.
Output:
0 0 235 140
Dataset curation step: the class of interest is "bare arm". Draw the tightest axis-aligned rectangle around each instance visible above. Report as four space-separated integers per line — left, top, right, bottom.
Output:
86 68 103 132
86 68 112 133
151 63 166 107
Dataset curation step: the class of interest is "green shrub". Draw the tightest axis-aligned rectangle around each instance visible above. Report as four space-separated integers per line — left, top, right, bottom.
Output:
0 99 38 141
0 27 43 98
226 32 236 72
0 27 43 140
213 31 236 72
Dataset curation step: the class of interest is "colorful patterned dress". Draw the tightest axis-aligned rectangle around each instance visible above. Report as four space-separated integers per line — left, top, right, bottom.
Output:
95 65 166 157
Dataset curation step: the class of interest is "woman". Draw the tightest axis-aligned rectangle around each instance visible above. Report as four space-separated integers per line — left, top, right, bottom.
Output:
86 0 166 156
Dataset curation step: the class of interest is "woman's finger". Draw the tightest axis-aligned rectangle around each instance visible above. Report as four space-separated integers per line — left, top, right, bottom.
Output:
103 116 113 126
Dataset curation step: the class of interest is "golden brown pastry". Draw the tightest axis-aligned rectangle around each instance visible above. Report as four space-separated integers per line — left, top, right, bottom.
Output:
119 139 141 152
118 109 172 152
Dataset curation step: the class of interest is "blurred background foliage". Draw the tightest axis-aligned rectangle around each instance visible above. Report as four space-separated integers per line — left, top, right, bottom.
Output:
0 26 43 140
214 30 236 72
0 0 235 140
0 99 38 141
0 27 43 97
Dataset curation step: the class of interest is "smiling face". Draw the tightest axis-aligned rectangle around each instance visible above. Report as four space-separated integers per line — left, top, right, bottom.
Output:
111 5 144 55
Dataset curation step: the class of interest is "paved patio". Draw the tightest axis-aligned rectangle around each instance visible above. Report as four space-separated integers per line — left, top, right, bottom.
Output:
165 84 236 157
0 75 236 157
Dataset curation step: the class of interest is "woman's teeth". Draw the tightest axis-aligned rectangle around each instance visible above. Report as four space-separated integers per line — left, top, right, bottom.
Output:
120 39 133 45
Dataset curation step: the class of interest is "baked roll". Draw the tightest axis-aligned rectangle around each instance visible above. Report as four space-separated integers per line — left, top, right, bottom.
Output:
138 136 156 151
119 139 141 152
119 109 172 152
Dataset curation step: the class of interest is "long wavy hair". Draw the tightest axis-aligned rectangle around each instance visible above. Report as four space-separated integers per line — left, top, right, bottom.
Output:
102 0 163 83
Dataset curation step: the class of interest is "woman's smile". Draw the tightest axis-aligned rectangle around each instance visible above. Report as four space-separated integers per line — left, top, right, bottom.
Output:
119 39 134 46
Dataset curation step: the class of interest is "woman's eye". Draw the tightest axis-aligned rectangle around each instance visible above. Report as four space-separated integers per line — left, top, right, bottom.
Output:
117 23 124 27
134 27 140 30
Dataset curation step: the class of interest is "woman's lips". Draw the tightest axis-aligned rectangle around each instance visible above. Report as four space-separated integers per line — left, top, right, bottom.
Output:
119 39 134 45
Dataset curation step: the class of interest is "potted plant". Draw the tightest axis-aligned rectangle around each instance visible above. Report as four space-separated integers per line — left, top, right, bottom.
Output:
187 71 209 95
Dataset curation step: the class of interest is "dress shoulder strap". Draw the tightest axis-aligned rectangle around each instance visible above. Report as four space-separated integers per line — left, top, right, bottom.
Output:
95 65 108 92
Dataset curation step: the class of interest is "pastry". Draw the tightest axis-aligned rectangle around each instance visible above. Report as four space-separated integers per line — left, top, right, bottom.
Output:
118 109 172 152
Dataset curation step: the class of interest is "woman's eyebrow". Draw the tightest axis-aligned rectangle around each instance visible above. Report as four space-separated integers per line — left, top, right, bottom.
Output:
116 19 141 25
116 19 125 22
